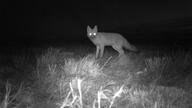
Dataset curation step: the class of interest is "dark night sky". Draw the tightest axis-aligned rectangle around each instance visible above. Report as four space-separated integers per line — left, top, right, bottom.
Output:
1 0 192 46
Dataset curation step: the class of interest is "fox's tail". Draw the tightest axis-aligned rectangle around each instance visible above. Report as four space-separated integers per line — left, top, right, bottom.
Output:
123 41 138 52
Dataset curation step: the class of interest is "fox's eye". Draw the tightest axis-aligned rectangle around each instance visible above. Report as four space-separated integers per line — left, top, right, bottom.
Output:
89 33 92 36
93 33 96 35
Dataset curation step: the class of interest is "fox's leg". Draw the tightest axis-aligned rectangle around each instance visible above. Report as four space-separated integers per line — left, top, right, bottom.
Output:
96 46 99 58
100 46 104 58
112 45 124 57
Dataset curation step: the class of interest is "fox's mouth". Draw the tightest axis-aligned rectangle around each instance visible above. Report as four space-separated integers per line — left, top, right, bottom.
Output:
89 35 96 39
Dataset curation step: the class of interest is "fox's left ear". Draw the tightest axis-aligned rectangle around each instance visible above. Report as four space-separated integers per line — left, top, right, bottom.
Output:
94 25 98 31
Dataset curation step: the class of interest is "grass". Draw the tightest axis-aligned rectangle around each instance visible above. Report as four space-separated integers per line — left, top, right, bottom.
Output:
0 45 192 108
120 85 192 108
144 50 192 87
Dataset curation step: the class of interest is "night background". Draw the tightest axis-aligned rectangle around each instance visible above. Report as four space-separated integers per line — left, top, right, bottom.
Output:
1 0 192 48
1 0 192 108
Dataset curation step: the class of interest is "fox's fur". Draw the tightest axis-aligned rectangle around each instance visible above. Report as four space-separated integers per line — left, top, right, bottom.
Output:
87 25 138 58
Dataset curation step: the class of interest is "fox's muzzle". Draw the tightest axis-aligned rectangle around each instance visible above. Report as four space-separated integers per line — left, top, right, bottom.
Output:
88 35 96 40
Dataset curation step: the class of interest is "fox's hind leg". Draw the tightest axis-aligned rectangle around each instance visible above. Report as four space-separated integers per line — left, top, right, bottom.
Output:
112 45 124 57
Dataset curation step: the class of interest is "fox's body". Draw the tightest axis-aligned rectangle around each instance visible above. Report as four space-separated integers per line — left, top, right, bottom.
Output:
87 25 137 58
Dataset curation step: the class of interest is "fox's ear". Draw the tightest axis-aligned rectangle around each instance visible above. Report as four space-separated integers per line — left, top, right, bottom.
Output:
87 25 91 31
94 25 98 31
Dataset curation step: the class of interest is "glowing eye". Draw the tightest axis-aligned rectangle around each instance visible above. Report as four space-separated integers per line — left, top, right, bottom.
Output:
93 33 96 35
89 33 92 36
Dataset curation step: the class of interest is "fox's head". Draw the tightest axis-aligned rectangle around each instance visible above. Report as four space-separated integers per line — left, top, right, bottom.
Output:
87 25 98 39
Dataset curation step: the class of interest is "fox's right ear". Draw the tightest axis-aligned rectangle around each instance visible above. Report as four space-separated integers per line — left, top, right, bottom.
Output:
87 25 91 31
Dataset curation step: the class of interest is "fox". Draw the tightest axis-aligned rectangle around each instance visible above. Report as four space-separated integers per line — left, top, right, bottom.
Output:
87 25 138 58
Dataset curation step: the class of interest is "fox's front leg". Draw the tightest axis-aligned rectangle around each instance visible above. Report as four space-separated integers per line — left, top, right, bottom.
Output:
96 46 99 58
100 46 104 58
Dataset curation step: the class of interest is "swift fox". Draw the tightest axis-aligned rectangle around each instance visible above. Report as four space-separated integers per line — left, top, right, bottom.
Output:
87 25 138 58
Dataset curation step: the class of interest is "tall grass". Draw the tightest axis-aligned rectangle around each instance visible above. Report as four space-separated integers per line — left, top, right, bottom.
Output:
120 85 192 108
0 81 32 108
1 45 192 108
33 48 104 103
144 51 192 87
31 47 192 108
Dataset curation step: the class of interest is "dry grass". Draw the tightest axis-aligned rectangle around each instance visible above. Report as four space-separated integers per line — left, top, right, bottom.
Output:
1 46 192 108
119 85 192 108
144 51 192 87
0 81 33 108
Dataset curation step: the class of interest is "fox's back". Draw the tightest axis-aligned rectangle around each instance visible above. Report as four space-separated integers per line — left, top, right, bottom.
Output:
95 32 127 45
